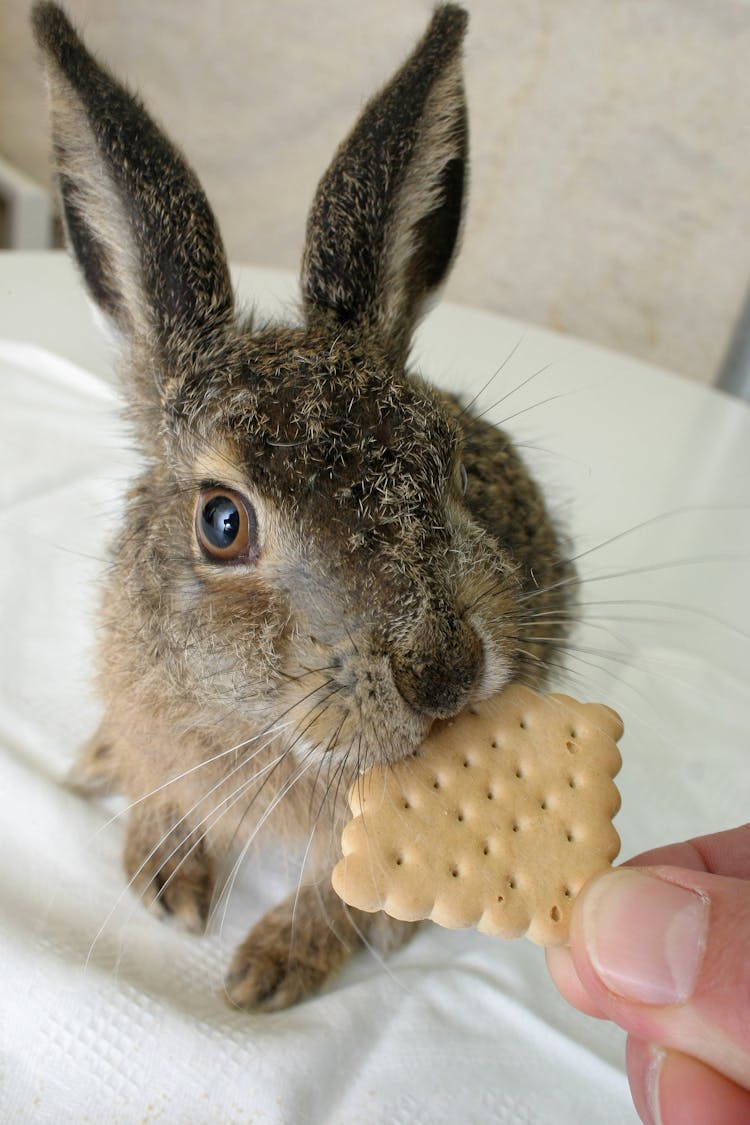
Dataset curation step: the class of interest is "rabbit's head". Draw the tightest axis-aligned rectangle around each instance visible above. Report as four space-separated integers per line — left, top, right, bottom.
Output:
33 3 569 780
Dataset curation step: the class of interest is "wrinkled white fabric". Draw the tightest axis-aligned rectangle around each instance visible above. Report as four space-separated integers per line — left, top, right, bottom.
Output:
1 259 749 1124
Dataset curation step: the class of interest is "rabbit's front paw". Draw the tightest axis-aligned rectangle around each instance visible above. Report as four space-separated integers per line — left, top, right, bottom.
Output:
224 885 356 1012
124 806 215 935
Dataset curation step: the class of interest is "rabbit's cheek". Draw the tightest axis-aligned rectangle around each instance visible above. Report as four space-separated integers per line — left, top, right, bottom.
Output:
469 614 517 698
174 580 289 696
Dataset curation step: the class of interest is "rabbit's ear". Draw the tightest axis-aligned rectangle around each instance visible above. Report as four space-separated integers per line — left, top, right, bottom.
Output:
32 3 233 375
301 4 468 367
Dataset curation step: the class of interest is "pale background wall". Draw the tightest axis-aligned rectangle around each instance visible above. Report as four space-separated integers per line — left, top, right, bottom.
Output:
2 0 750 384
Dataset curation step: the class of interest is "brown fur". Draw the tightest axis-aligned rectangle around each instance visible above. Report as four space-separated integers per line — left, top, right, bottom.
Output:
34 2 575 1010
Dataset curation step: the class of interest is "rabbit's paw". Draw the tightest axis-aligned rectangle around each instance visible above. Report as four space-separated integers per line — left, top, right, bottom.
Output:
124 806 215 935
224 884 417 1011
224 885 358 1011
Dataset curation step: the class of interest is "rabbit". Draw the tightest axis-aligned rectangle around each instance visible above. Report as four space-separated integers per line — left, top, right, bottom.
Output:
33 1 575 1011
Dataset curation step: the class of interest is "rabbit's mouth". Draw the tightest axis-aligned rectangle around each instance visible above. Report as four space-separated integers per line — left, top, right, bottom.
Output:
279 648 432 770
278 619 516 773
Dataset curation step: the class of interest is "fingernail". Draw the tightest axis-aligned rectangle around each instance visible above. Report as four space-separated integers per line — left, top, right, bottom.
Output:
644 1045 666 1125
627 1039 665 1125
581 869 708 1005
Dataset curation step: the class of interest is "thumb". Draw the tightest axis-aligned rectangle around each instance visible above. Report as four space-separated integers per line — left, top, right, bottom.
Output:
564 864 750 1092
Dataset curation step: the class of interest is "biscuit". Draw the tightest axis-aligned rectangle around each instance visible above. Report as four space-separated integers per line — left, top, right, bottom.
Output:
331 686 623 945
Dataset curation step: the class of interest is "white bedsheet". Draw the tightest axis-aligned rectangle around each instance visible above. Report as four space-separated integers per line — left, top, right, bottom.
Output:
1 256 749 1124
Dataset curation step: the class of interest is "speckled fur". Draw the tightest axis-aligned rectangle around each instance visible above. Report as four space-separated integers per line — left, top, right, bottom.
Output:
35 2 575 1010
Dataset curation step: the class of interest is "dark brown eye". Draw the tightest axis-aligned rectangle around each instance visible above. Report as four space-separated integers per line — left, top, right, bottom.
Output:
195 487 257 562
458 461 468 496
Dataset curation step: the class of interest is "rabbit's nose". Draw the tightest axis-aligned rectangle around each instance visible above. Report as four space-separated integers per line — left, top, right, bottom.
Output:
389 617 484 719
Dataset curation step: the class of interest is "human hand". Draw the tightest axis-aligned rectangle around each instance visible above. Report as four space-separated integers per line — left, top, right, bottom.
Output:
546 823 750 1124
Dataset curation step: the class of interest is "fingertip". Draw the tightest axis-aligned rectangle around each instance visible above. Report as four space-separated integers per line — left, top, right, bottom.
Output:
545 942 608 1019
568 867 710 1007
564 869 622 1007
626 1036 664 1125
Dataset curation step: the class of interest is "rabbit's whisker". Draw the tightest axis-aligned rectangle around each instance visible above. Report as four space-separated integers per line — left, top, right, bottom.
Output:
130 741 291 925
147 742 296 928
210 749 321 937
550 598 750 643
92 718 295 836
474 388 576 430
145 742 292 933
511 649 591 695
84 732 288 967
216 682 345 870
93 665 341 834
507 586 750 652
563 503 750 571
288 728 352 953
91 680 343 949
128 682 342 937
469 362 557 429
454 335 526 421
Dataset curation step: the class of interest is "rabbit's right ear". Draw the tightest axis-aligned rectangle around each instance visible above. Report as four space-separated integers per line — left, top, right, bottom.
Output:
31 3 233 392
302 4 468 368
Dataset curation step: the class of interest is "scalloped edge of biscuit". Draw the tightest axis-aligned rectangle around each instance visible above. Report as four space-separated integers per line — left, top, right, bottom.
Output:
332 686 624 946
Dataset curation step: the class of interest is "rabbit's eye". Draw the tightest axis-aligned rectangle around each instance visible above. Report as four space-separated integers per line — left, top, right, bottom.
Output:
458 462 468 496
195 487 257 562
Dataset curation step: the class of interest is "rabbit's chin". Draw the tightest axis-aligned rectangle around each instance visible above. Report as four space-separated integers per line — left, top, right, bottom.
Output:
280 679 432 772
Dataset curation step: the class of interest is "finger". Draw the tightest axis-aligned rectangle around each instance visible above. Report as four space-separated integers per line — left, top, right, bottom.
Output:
568 865 750 1091
546 840 716 1017
623 821 750 877
626 1037 750 1125
545 943 607 1018
546 823 750 1022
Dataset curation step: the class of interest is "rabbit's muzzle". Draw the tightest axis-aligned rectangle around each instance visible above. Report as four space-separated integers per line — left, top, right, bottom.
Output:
389 615 484 719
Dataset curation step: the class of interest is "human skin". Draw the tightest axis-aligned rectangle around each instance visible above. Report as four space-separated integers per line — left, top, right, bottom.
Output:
546 823 750 1124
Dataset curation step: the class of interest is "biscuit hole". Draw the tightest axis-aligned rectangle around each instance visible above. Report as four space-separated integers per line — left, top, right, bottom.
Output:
451 867 460 878
483 843 491 855
566 740 575 753
550 905 561 922
566 831 575 843
570 728 578 739
515 767 524 779
497 894 504 903
512 822 521 833
519 718 527 729
402 800 411 810
433 778 441 789
563 887 572 898
486 790 495 800
508 877 517 890
568 776 577 789
463 758 471 768
491 739 498 749
540 799 548 811
395 856 404 866
457 811 465 822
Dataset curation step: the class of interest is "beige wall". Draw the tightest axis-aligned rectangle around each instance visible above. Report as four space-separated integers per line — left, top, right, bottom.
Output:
3 0 750 384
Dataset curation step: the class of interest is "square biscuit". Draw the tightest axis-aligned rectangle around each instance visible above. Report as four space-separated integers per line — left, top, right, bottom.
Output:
332 685 623 945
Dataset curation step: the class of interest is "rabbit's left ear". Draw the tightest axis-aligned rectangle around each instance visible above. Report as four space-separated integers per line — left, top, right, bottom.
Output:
32 2 234 377
301 4 468 367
